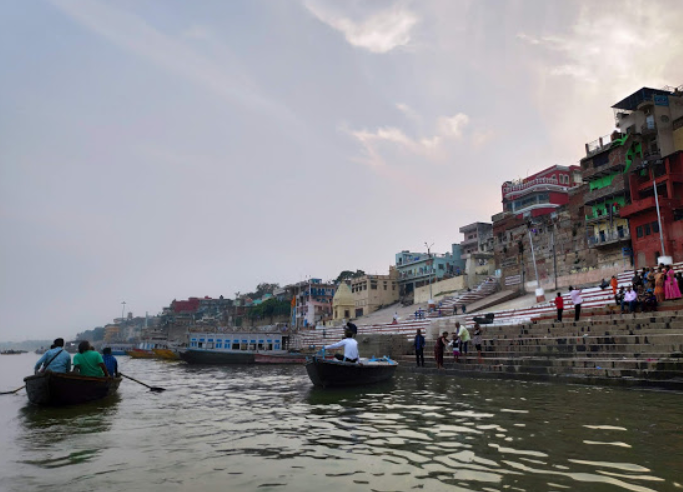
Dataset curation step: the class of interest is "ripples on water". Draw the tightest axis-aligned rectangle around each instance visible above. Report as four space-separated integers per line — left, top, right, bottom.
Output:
1 355 682 492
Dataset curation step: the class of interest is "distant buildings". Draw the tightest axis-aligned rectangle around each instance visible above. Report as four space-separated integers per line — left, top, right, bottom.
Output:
395 249 457 296
350 268 399 318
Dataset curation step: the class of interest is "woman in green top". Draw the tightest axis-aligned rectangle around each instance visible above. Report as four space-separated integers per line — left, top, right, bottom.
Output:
73 341 110 378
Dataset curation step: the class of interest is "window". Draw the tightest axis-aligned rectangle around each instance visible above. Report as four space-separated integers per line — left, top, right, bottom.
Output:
644 223 651 236
636 226 643 238
371 282 377 290
216 340 222 349
651 221 659 233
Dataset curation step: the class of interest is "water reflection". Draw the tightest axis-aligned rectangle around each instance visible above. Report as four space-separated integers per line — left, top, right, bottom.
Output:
1 362 681 492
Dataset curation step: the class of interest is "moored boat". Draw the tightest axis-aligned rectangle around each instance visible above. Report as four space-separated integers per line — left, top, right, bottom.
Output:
101 343 133 356
180 332 303 365
23 372 122 406
152 348 180 360
127 348 157 359
305 356 398 388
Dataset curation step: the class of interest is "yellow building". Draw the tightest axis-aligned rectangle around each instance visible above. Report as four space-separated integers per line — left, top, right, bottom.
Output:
332 282 354 321
351 268 399 318
104 324 120 343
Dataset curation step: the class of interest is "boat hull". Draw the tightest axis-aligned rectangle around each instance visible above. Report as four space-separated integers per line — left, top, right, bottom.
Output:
152 348 180 360
127 349 157 359
305 357 398 388
253 353 307 364
179 349 256 365
23 372 121 406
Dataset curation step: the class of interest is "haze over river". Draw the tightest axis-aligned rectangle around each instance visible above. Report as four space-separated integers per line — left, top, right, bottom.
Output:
1 353 681 492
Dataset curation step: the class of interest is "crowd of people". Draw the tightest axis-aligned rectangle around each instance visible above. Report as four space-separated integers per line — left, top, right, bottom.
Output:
34 338 119 378
422 322 483 370
608 264 682 314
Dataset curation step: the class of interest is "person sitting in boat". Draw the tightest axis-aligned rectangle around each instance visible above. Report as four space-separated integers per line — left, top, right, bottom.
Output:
102 347 119 377
73 341 110 378
323 329 359 363
346 322 358 337
34 338 72 374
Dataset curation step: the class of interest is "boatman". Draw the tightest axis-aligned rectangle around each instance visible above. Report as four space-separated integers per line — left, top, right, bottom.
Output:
346 321 358 337
34 338 71 374
323 329 359 363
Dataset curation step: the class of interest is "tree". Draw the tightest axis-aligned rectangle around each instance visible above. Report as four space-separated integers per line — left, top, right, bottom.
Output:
335 269 365 283
245 282 280 300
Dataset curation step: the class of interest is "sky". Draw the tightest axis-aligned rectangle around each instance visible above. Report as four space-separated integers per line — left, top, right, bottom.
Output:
1 0 682 341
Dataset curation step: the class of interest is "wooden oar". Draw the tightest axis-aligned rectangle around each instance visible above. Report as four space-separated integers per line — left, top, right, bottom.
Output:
1 385 25 395
120 373 166 392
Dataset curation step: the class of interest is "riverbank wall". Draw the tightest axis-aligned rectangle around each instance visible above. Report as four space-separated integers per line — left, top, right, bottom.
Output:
386 310 683 391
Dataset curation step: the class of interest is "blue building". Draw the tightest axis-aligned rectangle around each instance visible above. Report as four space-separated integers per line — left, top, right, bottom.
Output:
395 249 456 295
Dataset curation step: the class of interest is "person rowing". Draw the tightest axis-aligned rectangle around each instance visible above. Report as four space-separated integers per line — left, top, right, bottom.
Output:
322 329 359 363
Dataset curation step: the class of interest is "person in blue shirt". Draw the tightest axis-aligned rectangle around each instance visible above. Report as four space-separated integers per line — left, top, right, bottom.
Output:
102 347 119 377
34 338 71 374
414 329 425 367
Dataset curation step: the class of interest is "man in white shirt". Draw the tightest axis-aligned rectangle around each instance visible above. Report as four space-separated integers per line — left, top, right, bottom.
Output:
621 285 639 313
323 330 359 363
569 286 583 321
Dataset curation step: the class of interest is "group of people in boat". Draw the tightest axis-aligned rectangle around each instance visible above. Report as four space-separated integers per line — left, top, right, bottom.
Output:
34 338 119 378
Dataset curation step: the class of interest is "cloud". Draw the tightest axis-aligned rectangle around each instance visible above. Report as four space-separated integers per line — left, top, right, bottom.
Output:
182 23 214 40
304 1 418 53
345 111 471 168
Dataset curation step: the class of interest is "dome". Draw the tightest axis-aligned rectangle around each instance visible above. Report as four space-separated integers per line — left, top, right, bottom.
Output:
332 282 354 307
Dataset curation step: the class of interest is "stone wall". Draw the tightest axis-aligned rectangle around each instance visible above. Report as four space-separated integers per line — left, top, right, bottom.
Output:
414 276 466 303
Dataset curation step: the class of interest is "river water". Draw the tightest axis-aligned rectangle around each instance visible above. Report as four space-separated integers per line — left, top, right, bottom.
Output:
0 353 681 492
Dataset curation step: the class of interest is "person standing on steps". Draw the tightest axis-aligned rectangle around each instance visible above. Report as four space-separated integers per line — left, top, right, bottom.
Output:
472 323 483 364
569 286 583 321
610 275 618 296
554 292 564 322
414 329 425 367
434 331 448 370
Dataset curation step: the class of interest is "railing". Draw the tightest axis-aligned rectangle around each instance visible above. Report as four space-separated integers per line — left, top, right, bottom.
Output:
584 134 615 157
587 228 630 246
503 177 563 197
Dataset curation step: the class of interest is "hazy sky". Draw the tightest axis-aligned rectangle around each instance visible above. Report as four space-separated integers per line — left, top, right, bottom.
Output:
1 0 682 341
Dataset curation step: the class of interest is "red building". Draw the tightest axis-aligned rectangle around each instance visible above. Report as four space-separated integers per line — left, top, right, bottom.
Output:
501 165 583 218
620 151 683 268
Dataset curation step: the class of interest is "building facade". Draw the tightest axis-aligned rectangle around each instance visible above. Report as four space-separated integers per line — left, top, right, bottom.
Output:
501 165 582 219
350 268 399 318
459 222 493 257
620 151 683 267
395 250 455 295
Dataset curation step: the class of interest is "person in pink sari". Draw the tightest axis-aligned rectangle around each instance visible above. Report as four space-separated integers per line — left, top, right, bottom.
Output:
664 266 682 300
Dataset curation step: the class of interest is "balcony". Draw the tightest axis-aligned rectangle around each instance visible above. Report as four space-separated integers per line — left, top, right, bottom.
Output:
583 175 628 205
588 228 630 248
584 134 615 158
503 178 568 200
621 196 683 218
641 122 657 136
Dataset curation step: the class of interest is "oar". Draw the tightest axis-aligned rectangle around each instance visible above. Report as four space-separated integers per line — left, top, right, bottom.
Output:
1 385 25 395
120 373 166 392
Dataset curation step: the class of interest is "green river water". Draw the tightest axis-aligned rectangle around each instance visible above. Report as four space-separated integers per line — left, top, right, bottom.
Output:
0 353 681 492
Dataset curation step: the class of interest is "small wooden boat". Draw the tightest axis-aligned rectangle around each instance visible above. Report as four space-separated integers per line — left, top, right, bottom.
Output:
23 372 122 406
305 356 398 388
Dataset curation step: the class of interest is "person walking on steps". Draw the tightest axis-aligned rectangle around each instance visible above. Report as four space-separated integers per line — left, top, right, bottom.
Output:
569 286 583 321
554 292 564 322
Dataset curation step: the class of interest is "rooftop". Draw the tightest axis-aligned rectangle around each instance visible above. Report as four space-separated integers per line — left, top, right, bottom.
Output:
612 86 678 111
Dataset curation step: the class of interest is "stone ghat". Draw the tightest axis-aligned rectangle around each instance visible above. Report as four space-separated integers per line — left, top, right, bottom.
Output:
396 311 683 391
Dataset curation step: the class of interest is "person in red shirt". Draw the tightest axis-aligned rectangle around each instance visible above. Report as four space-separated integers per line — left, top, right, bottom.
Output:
554 292 564 322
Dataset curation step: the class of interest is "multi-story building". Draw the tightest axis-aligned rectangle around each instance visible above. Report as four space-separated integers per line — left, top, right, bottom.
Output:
620 151 683 267
395 249 456 295
501 165 582 219
459 222 493 257
285 279 336 328
350 267 399 318
579 131 634 266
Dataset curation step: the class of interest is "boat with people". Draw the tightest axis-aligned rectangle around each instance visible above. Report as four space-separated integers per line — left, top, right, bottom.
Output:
23 372 122 406
1 349 28 355
179 331 306 365
305 355 398 388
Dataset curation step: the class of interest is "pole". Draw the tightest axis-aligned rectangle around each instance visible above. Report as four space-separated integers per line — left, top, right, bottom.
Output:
552 224 558 291
653 173 666 257
527 230 540 290
424 242 434 301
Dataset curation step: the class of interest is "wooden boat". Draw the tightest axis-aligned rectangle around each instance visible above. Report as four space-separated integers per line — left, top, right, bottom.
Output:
126 348 157 359
305 356 398 388
23 372 122 406
180 332 303 365
152 348 180 360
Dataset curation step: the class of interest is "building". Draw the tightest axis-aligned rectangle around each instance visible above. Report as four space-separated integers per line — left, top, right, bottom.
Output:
395 249 456 295
612 86 683 161
459 222 493 256
350 268 399 318
285 279 336 328
579 131 634 266
104 324 120 343
620 151 683 267
501 165 582 219
331 282 354 321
